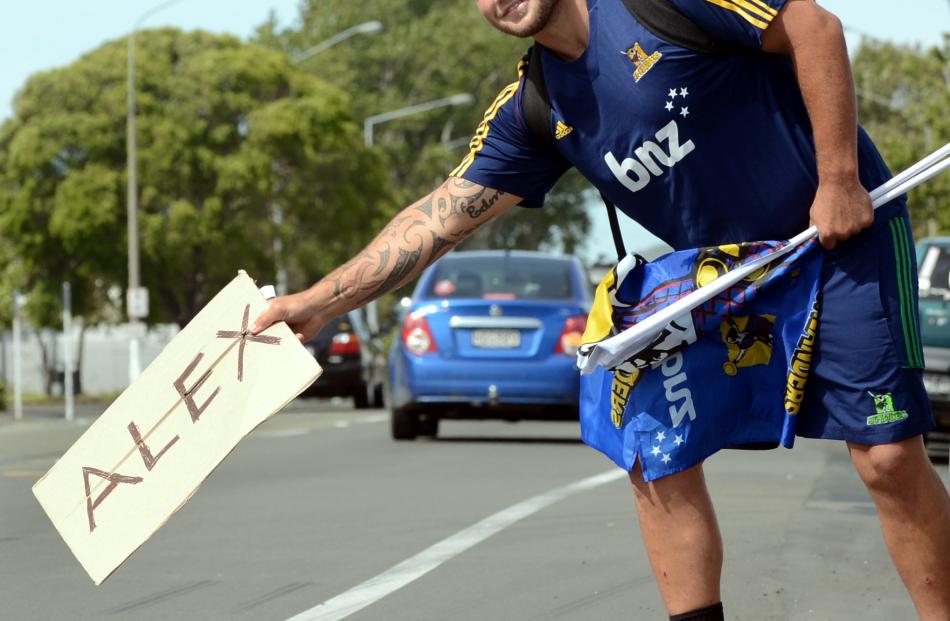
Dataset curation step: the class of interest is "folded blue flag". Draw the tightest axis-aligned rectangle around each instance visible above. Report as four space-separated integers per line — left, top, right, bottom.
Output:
578 239 822 481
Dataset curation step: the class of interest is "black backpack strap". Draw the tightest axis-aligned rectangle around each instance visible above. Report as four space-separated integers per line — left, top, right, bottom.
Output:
601 192 628 262
622 0 743 55
522 45 555 150
523 44 628 261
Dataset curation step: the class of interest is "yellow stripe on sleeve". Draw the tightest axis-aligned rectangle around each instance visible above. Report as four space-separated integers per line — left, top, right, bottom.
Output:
729 0 778 21
450 60 526 178
745 0 778 18
703 0 771 29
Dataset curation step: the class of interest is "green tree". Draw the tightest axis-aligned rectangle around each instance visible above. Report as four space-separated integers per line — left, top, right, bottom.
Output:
852 35 949 236
0 28 393 334
256 0 592 253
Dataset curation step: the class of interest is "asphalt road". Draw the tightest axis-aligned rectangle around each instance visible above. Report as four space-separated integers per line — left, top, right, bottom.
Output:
1 399 947 621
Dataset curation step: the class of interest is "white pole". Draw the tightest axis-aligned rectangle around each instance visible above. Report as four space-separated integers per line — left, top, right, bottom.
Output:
272 203 289 295
129 330 142 383
63 282 74 422
127 22 143 384
12 290 23 421
127 0 183 385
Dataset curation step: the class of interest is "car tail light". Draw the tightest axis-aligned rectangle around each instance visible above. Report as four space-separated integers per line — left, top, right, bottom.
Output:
329 332 361 356
555 315 587 356
402 312 438 356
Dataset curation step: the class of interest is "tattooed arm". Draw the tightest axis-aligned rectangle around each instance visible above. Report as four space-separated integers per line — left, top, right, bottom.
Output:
251 178 520 341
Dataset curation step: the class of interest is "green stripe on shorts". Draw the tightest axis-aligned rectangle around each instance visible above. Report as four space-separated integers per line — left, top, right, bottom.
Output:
889 218 924 368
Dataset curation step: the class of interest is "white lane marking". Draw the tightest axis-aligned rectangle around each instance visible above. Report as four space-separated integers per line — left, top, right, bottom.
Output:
257 428 311 438
252 413 387 439
286 469 626 621
357 414 387 424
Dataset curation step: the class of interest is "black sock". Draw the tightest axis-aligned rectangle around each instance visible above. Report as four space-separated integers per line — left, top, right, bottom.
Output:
669 602 724 621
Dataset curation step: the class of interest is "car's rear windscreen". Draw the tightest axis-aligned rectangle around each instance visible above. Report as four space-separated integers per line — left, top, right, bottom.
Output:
425 256 574 300
920 245 950 297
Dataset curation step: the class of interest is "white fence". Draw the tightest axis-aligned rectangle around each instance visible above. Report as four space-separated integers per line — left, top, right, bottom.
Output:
0 323 179 396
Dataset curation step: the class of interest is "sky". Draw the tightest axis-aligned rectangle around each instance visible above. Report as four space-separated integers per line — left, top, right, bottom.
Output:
0 0 947 264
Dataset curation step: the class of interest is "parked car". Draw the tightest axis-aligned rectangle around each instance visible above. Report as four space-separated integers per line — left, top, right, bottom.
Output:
388 250 593 440
918 237 950 459
302 311 386 409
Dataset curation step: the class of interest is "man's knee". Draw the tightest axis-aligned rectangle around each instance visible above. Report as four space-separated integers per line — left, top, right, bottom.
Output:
629 462 707 507
848 435 929 495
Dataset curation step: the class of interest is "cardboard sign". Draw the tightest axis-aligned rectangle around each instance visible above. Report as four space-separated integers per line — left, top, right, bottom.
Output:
33 271 322 584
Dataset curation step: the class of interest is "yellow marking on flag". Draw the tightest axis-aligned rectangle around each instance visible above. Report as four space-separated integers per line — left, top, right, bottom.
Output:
582 268 618 345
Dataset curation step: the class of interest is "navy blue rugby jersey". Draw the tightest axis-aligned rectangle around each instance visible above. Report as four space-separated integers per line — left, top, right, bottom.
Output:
451 0 898 250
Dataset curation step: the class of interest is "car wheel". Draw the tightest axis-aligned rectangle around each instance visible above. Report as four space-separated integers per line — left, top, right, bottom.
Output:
418 415 439 438
353 384 371 409
391 408 418 441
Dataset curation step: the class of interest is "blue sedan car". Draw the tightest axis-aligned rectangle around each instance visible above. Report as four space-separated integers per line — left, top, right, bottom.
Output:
388 250 592 440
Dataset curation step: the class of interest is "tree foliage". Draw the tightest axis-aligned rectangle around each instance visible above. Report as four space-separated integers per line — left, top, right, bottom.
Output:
852 35 949 236
255 0 592 252
0 28 393 328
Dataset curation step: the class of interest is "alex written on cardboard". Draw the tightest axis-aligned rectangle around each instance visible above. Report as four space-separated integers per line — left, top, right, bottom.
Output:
33 271 322 585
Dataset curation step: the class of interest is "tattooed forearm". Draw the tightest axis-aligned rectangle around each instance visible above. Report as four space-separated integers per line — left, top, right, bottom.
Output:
380 214 412 239
430 231 454 260
311 178 515 320
414 195 434 218
377 246 424 294
463 189 503 219
372 246 391 277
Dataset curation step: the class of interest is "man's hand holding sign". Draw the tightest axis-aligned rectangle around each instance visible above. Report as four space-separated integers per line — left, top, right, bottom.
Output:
32 271 321 585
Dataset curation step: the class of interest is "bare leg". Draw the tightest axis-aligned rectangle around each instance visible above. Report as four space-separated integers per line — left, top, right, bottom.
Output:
848 435 950 620
629 462 723 615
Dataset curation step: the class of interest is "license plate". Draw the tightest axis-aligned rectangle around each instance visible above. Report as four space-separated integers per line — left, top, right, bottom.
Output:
471 329 521 349
923 372 950 397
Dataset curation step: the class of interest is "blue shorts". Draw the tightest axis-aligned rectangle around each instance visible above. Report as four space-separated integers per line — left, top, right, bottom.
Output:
797 202 935 445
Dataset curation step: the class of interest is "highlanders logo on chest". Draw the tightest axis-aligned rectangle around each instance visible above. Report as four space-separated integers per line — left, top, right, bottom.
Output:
624 42 662 82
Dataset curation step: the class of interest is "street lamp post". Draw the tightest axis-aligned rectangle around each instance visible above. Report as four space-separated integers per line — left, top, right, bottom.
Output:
126 0 185 383
363 93 475 148
361 93 476 333
292 21 384 64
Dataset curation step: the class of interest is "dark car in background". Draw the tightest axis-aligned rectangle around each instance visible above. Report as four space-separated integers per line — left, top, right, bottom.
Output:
302 311 386 409
388 250 592 440
918 237 950 459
